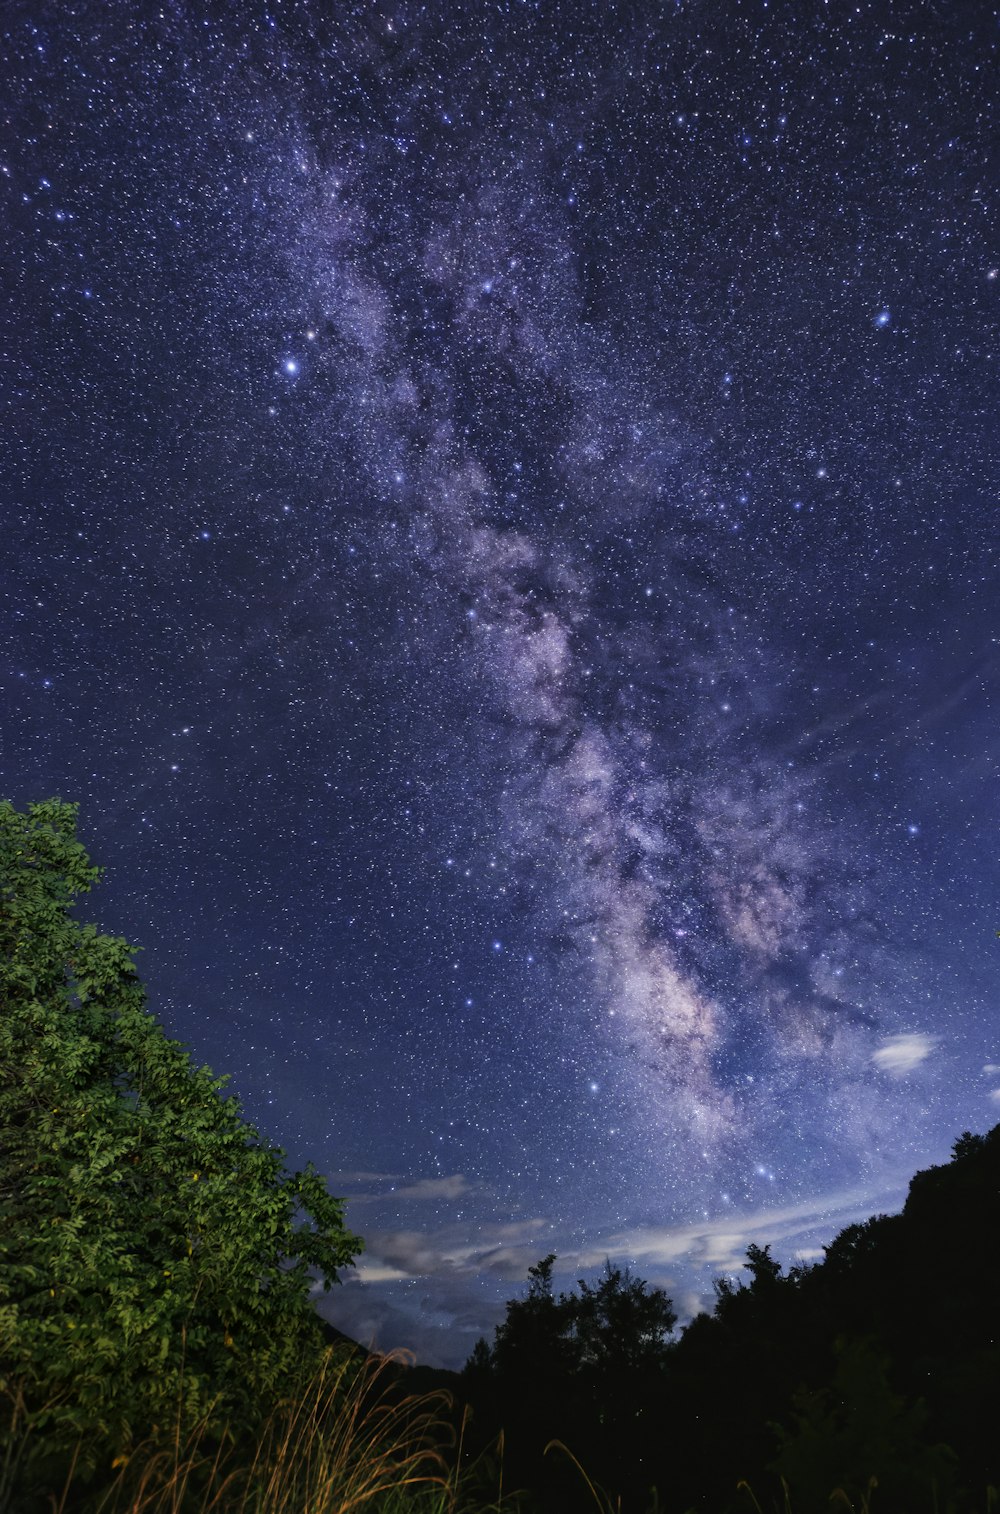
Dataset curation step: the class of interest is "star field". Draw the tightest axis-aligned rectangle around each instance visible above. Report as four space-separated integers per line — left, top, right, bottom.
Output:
2 0 999 1366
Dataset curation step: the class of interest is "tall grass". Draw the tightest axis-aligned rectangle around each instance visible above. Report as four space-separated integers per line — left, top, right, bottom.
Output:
35 1349 508 1514
14 1357 995 1514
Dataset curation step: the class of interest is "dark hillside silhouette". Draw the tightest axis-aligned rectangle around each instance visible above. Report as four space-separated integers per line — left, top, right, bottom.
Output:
462 1125 1000 1512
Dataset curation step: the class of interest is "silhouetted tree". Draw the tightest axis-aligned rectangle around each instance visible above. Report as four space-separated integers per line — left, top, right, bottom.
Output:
490 1253 580 1383
464 1256 675 1511
571 1261 676 1377
744 1241 782 1289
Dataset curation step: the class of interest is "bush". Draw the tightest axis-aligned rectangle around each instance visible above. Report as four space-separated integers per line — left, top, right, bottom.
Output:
0 799 362 1505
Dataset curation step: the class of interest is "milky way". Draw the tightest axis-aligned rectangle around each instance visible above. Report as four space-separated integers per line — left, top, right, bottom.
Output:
3 1 999 1364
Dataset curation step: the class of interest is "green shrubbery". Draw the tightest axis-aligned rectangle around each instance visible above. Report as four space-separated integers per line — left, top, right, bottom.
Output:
0 799 362 1505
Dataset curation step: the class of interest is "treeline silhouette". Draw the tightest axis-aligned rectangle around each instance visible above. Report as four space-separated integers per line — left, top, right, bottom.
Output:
456 1127 1000 1513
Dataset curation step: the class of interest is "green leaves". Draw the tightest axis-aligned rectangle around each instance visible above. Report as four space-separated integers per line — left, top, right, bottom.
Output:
0 799 363 1499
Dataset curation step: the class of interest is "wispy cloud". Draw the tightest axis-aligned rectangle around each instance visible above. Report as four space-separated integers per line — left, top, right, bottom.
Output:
358 1188 899 1290
871 1032 938 1075
395 1174 472 1201
351 1263 414 1285
319 1271 506 1370
329 1171 403 1186
575 1188 899 1277
329 1172 472 1204
357 1216 553 1283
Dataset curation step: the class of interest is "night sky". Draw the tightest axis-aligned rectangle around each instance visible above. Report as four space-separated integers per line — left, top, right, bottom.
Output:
4 0 999 1367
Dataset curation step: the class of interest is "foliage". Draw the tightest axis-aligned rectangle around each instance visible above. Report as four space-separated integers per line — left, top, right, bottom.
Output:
488 1254 580 1385
0 799 363 1505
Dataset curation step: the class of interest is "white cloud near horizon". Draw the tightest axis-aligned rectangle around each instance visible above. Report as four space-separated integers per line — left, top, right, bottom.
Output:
357 1215 554 1283
350 1186 904 1292
572 1187 903 1278
322 1185 910 1367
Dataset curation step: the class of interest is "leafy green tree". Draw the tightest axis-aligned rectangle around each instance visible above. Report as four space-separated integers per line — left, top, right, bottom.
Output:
0 799 362 1501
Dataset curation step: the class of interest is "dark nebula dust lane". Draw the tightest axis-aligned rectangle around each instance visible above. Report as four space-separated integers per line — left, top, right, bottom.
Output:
3 1 999 1364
